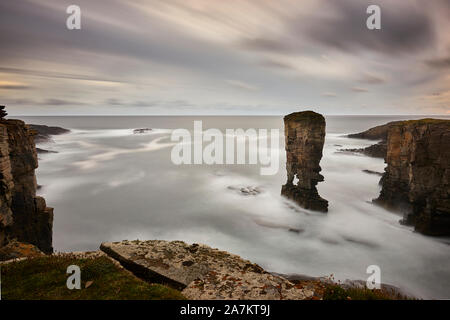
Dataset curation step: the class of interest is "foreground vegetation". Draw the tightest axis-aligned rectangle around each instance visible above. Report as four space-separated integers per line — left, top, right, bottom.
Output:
322 284 413 300
0 254 185 300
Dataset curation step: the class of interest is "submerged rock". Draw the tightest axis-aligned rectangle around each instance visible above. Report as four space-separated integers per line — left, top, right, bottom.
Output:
36 147 58 154
133 128 152 134
362 169 383 176
339 141 386 159
281 111 328 212
227 185 262 196
100 240 313 300
374 119 450 236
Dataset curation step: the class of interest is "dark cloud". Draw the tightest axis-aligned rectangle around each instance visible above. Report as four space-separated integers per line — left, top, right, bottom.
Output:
105 98 159 108
0 0 257 84
239 38 294 53
351 87 369 92
259 59 294 70
359 73 386 84
44 99 86 106
1 98 85 107
104 98 194 109
0 67 127 84
292 0 436 54
425 56 450 69
0 84 32 90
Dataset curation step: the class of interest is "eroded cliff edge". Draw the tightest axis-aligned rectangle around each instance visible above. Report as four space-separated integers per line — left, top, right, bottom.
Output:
281 111 328 212
374 119 450 236
0 117 53 253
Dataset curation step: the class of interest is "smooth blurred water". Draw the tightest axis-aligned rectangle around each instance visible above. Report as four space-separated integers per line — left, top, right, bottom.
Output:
16 115 450 299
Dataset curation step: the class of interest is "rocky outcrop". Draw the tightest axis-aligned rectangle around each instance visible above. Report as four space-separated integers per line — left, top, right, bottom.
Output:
345 121 406 159
133 128 152 134
29 124 69 143
281 111 328 212
339 141 387 159
0 240 44 261
0 115 53 253
348 121 403 140
100 240 314 300
374 119 450 236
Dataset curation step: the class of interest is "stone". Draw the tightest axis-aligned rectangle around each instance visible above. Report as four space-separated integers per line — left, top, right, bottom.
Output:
100 240 313 300
28 124 69 143
374 119 450 236
281 111 328 212
362 169 383 177
0 105 7 119
339 141 386 159
133 128 152 134
0 240 44 261
0 115 54 252
227 185 262 196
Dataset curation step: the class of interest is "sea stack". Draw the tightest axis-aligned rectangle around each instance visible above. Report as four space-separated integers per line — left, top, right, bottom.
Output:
281 111 328 212
374 119 450 236
0 106 54 253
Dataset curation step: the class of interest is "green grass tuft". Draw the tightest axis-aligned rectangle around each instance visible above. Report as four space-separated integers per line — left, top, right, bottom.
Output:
1 255 185 300
323 284 413 300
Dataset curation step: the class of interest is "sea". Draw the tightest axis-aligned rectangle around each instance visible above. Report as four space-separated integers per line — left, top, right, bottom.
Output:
15 115 450 299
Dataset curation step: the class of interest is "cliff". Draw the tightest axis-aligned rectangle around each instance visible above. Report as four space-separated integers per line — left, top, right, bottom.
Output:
347 121 404 140
281 111 328 212
374 119 450 236
0 117 53 253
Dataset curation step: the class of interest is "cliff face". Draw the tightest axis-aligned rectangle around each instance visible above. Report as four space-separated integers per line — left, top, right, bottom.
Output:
374 119 450 236
0 119 53 253
281 111 328 212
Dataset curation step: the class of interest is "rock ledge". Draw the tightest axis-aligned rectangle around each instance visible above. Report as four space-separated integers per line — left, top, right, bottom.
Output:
100 240 313 300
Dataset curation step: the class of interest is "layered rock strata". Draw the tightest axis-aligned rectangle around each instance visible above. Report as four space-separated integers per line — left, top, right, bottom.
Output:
281 111 328 212
374 119 450 236
0 118 53 253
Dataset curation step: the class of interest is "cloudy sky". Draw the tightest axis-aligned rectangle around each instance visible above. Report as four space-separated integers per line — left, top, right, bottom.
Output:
1 0 449 115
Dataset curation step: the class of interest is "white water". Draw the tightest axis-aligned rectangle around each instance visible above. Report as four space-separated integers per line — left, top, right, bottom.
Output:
21 116 450 299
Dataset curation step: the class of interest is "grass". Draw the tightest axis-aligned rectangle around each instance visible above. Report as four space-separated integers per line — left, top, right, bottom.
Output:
322 284 412 300
0 254 185 300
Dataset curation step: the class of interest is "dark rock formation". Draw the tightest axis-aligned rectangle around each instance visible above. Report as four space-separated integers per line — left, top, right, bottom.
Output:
0 239 44 261
362 169 383 176
374 119 450 236
281 111 328 212
346 121 405 159
0 105 7 119
36 148 58 154
0 117 53 253
347 121 403 140
133 128 152 134
29 124 69 143
227 185 262 196
339 141 386 159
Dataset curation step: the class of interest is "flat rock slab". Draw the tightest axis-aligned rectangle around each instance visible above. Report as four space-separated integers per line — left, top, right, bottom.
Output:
100 240 313 300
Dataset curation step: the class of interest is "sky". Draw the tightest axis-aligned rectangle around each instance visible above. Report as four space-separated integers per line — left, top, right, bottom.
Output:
0 0 449 115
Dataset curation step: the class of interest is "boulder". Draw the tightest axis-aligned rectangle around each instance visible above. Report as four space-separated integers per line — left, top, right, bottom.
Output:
100 240 313 300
